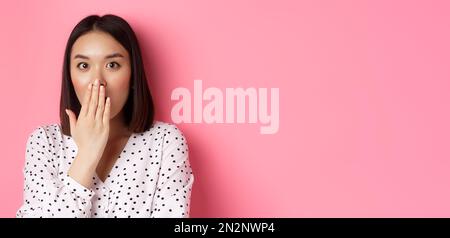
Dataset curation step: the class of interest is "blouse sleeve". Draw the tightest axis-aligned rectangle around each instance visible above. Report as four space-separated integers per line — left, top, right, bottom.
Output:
150 125 194 218
16 127 95 218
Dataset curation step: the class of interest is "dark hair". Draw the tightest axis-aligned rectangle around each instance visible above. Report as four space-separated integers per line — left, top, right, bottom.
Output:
60 14 154 136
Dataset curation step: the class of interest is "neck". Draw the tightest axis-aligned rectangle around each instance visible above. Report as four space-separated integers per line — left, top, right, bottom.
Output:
108 110 132 142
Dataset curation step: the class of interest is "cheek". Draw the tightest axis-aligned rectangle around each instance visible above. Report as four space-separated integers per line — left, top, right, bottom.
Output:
105 71 130 97
72 79 89 103
106 82 129 101
70 72 91 103
105 72 131 113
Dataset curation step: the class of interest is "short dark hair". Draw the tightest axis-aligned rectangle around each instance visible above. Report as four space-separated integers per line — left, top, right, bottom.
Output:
60 14 155 136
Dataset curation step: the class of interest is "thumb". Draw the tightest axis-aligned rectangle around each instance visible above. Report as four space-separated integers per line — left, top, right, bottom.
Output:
65 109 77 134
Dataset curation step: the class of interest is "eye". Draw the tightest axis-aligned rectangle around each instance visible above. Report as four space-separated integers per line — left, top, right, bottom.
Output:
76 62 89 70
106 62 121 69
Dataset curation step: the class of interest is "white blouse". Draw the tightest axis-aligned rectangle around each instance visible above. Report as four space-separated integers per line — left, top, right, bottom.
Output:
16 121 194 218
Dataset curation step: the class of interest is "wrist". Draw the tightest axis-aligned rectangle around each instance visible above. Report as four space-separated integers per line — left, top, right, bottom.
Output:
68 151 101 188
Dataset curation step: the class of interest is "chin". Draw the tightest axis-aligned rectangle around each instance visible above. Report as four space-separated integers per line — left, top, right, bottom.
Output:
109 107 125 120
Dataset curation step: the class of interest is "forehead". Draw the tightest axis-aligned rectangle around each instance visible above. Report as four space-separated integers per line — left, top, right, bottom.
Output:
71 31 129 58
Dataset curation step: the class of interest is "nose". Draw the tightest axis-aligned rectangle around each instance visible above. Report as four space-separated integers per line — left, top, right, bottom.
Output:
91 77 107 87
91 65 107 87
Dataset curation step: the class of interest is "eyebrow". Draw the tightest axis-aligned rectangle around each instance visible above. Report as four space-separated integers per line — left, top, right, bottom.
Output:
73 53 124 59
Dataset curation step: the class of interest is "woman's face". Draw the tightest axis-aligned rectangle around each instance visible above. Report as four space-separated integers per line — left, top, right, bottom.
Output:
70 31 131 119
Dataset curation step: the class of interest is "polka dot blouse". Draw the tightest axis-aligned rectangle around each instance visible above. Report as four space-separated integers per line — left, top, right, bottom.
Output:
16 121 194 218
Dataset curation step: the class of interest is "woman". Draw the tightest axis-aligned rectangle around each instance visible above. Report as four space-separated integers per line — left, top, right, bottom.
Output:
16 14 194 218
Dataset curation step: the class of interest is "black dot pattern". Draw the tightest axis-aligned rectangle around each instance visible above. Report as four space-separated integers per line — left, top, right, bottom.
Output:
16 121 194 218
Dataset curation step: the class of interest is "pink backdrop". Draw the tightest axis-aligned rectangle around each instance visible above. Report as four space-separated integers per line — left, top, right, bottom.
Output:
1 0 450 217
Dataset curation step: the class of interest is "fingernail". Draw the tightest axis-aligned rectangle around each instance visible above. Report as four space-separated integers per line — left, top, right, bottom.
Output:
88 83 92 89
94 79 99 85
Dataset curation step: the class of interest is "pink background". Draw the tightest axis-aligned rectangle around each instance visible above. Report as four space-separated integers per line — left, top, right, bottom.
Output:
1 0 450 217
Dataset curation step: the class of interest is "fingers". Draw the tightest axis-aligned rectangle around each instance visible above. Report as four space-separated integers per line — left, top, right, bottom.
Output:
95 85 106 122
80 79 109 126
65 109 77 134
87 79 100 116
103 97 111 126
80 83 92 116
